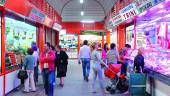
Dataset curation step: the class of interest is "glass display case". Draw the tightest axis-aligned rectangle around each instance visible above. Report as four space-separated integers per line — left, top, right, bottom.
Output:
130 46 170 77
144 47 170 77
5 17 36 70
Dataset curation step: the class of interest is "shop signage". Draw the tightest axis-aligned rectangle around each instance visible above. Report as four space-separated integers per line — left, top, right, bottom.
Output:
0 0 5 5
120 3 139 20
135 0 165 13
53 23 62 31
28 8 45 23
112 14 124 26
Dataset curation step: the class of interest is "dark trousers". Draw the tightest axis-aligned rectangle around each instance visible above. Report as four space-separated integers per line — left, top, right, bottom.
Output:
120 60 128 76
34 65 39 83
42 68 55 96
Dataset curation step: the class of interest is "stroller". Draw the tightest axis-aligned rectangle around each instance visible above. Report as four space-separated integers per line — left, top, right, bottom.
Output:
104 64 128 94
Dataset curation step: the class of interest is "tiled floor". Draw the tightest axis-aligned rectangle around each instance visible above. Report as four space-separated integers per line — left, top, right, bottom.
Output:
7 60 129 96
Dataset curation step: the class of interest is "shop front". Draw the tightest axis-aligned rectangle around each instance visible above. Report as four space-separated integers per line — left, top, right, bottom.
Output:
134 1 170 95
0 0 62 95
106 0 169 95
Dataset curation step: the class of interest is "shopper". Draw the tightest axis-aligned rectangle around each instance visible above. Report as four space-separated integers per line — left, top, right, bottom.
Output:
23 48 36 92
79 40 91 82
102 43 108 64
119 44 131 75
91 42 107 96
134 47 144 73
55 45 69 87
107 43 119 64
31 43 39 84
40 42 55 96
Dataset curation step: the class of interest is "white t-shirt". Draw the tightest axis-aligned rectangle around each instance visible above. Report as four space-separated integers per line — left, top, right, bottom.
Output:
79 45 91 59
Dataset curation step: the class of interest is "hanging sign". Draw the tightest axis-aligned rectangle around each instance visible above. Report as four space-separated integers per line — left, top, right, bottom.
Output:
112 14 124 27
28 8 45 23
120 3 139 20
53 23 62 31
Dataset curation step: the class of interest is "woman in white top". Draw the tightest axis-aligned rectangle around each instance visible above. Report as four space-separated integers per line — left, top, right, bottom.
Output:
91 42 107 96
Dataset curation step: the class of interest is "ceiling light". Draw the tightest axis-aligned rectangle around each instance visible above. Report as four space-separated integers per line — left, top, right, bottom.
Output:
80 0 83 4
81 20 95 23
81 11 84 16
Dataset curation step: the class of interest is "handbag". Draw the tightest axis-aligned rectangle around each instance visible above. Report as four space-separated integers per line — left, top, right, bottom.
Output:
18 65 28 80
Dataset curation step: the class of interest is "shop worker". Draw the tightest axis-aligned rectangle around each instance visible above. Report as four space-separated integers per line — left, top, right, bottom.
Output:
79 40 91 82
40 42 55 96
134 47 144 73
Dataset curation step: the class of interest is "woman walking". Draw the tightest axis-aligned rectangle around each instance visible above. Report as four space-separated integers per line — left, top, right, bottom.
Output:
55 45 69 87
40 42 55 96
23 48 36 92
102 43 108 64
91 42 107 96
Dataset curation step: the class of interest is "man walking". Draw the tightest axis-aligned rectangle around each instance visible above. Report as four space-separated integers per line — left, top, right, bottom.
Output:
79 40 91 82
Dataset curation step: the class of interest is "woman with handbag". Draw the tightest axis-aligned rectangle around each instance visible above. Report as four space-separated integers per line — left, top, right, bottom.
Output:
23 48 36 92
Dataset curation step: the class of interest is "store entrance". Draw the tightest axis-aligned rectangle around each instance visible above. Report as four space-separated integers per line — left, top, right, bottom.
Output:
80 30 105 49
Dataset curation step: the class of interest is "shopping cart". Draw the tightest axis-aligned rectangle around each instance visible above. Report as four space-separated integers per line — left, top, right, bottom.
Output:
104 64 128 94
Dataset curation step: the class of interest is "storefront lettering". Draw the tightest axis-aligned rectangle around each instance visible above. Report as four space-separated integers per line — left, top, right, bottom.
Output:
123 9 137 20
29 8 45 23
138 1 153 12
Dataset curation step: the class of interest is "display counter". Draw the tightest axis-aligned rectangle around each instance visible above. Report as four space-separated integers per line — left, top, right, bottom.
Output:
130 47 170 96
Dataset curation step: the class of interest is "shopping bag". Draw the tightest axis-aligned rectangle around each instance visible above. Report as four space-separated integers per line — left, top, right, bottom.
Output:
18 70 28 80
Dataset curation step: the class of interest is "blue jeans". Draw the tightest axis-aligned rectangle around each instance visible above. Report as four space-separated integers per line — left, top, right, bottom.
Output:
121 60 128 75
81 58 90 78
92 68 105 95
42 69 55 96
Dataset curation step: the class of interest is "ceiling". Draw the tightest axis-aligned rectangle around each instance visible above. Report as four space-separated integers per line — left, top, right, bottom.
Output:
47 0 117 22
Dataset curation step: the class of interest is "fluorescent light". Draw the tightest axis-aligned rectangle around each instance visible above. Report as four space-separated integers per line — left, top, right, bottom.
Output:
80 0 83 4
81 20 95 23
81 11 84 16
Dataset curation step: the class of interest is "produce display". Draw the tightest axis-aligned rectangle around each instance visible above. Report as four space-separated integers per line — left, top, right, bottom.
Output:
5 17 36 55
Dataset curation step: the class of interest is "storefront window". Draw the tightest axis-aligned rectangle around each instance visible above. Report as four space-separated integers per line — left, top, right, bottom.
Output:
5 17 36 70
60 34 78 58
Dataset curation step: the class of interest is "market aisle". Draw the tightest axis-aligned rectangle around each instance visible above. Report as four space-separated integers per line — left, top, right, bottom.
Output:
7 60 127 96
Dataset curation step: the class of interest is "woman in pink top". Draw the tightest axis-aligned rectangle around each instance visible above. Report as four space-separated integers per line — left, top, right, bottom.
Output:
40 42 55 96
102 43 108 64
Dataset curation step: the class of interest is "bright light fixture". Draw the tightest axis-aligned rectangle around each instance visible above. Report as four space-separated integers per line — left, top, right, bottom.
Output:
81 11 84 16
80 0 83 4
81 20 95 23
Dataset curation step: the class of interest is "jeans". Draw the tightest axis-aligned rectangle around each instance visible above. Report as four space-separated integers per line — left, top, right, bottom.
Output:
81 58 90 78
92 67 105 95
121 60 128 75
42 68 55 96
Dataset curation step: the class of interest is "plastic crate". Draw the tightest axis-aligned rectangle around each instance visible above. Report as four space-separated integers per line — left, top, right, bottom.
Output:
129 73 146 96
